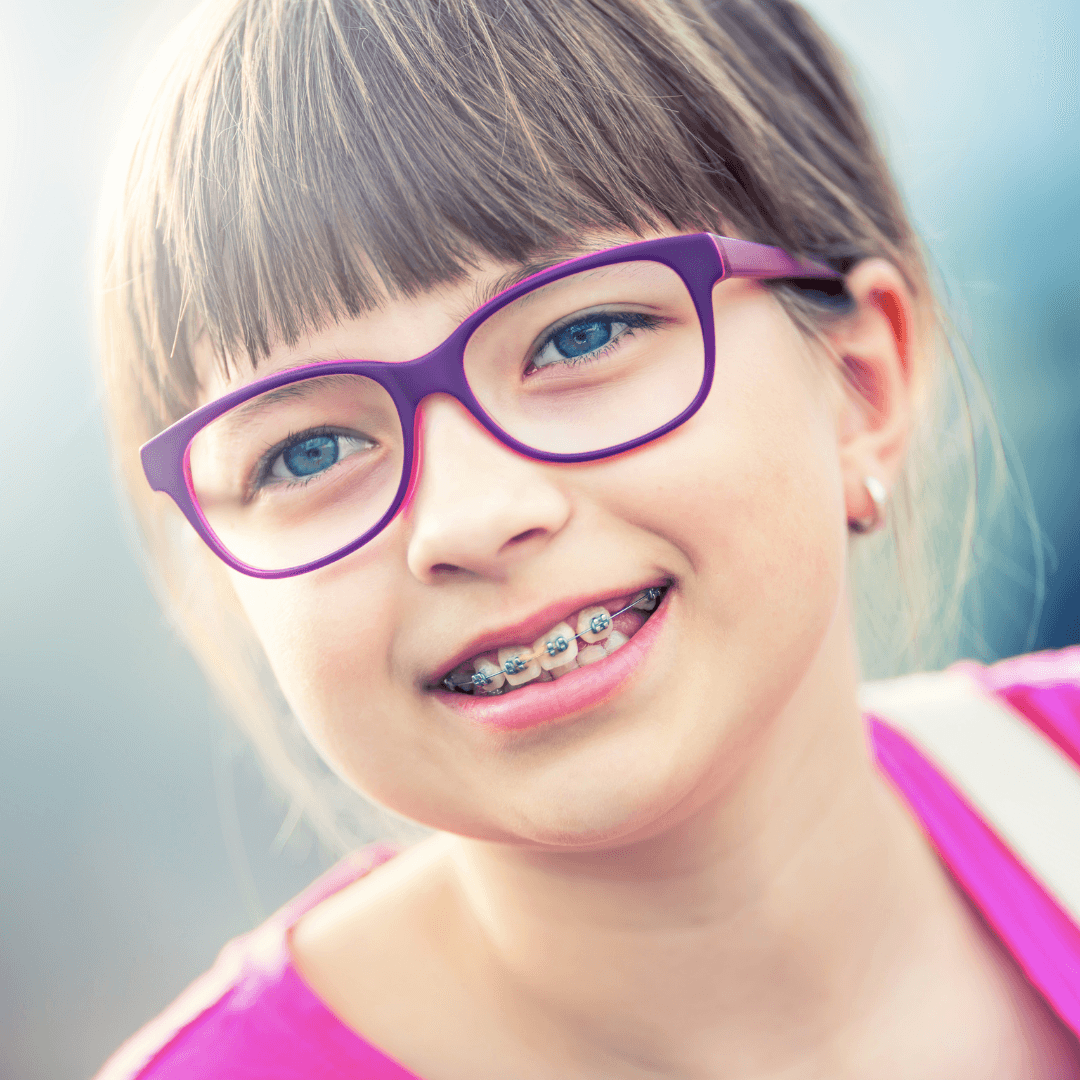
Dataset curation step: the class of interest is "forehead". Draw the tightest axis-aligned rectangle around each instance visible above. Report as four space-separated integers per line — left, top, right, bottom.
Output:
195 229 657 398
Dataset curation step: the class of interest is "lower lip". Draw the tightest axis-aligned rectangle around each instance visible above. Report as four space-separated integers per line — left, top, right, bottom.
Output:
435 588 673 732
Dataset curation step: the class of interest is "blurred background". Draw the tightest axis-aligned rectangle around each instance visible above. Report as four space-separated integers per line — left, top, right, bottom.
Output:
0 1 1077 1076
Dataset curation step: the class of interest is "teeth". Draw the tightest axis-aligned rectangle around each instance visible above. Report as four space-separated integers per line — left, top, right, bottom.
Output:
472 658 506 693
577 644 607 666
549 657 579 678
533 622 578 670
498 646 542 686
445 587 666 694
577 606 613 644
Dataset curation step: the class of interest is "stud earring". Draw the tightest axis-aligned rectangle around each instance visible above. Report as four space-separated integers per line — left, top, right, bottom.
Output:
849 475 888 534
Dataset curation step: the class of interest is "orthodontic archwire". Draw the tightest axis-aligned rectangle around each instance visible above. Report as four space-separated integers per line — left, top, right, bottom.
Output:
441 587 664 694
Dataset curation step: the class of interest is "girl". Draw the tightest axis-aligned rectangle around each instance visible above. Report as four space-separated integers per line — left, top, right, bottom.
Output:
95 0 1080 1076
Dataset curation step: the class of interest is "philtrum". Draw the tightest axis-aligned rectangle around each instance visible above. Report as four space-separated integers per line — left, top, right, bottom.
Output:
441 587 664 695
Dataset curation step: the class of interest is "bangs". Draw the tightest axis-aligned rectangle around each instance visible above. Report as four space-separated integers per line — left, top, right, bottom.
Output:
109 0 909 428
127 0 747 414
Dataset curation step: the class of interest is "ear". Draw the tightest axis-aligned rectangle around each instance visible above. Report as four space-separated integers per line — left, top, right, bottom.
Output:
825 258 921 530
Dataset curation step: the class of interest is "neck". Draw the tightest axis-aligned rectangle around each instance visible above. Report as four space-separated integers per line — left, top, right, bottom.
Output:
443 612 947 1074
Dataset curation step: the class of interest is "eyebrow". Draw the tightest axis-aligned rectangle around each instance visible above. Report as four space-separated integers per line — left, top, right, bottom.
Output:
218 374 359 432
463 235 630 312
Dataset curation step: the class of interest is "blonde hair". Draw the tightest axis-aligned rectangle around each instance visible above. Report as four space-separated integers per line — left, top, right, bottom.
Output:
96 0 1018 850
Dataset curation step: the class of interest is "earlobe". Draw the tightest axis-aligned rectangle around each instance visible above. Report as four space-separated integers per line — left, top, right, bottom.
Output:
848 474 889 534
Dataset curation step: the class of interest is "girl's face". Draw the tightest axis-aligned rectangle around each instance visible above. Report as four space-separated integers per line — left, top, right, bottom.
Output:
208 230 861 848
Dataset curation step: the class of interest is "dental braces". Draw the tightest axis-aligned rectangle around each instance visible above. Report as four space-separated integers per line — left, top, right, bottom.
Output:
441 587 664 694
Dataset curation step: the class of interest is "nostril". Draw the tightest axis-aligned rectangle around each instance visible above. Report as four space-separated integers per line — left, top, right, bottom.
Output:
505 528 546 549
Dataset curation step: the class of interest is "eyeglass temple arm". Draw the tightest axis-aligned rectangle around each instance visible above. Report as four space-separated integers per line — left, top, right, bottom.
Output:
711 235 844 281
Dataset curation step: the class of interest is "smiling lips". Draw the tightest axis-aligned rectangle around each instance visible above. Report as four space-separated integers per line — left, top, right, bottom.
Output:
436 585 667 696
434 584 672 732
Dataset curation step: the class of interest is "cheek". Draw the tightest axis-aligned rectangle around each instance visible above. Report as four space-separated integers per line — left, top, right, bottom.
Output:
228 563 491 833
625 302 842 570
699 323 846 621
590 299 848 698
229 561 446 817
228 547 399 735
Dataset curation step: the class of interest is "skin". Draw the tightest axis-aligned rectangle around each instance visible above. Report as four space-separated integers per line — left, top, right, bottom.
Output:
199 229 1080 1079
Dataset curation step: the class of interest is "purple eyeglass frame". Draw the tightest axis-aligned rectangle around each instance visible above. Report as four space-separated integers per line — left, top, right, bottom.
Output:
141 232 842 579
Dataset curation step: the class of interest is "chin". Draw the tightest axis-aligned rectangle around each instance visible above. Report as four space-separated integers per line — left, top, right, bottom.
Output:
484 721 729 851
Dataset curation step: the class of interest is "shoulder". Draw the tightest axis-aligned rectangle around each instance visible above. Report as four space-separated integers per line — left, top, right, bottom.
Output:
93 845 400 1080
93 921 297 1080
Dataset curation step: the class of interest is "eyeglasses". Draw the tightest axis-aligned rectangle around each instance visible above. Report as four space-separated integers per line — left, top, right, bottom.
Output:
141 233 841 578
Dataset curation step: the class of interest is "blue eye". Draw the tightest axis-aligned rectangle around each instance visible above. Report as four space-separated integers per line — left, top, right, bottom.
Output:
264 430 375 487
551 316 615 358
530 311 656 372
281 434 338 477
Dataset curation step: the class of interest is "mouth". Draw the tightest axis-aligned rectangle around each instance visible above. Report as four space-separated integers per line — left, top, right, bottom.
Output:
430 583 670 699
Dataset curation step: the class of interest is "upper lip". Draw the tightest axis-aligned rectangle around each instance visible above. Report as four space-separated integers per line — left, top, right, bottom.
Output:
424 580 669 687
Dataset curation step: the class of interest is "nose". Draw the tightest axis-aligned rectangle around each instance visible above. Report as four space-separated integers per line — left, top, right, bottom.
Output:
405 395 572 584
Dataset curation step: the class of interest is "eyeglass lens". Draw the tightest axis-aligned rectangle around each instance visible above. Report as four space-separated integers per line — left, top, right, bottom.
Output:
464 260 704 453
186 259 704 571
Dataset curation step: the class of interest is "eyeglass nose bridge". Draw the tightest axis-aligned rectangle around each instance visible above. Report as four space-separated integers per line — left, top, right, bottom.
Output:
368 332 520 525
381 328 545 471
383 331 479 414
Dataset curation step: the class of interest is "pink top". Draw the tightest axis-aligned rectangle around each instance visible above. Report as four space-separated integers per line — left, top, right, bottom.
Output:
96 649 1080 1079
